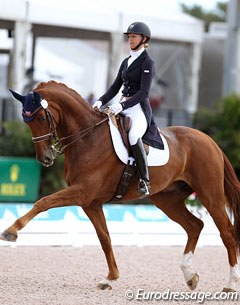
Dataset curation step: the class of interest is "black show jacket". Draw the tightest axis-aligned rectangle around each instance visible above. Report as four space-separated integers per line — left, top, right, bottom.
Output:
99 50 164 149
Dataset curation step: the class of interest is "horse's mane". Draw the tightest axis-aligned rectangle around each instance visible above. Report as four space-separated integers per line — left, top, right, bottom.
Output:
34 80 104 119
34 80 85 104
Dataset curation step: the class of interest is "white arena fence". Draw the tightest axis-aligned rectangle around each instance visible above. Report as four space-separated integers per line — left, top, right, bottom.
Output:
0 203 221 247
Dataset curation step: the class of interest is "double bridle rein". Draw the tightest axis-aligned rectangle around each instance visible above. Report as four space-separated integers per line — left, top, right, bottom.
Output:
30 106 110 155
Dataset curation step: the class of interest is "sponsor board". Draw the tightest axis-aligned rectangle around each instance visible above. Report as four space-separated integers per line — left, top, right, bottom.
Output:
0 203 220 246
0 157 40 202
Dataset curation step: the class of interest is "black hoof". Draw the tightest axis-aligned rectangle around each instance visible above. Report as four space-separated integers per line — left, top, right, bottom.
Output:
0 230 18 242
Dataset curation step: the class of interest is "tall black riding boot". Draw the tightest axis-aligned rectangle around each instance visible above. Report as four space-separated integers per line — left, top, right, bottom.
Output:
131 138 151 197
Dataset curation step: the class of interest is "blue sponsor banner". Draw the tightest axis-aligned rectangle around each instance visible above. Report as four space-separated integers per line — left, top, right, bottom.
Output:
0 203 168 222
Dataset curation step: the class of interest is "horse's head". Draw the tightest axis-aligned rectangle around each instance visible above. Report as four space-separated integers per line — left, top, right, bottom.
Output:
9 89 58 167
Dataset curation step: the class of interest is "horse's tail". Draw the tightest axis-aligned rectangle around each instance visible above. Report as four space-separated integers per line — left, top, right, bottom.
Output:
223 152 240 253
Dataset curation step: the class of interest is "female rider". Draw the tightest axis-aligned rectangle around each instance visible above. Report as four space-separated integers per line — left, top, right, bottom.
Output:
93 22 163 197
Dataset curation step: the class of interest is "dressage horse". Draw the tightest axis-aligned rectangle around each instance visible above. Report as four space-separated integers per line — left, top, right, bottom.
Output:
2 80 240 292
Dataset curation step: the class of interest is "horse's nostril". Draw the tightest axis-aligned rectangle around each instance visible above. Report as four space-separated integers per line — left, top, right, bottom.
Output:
37 156 53 167
44 156 51 164
36 150 55 167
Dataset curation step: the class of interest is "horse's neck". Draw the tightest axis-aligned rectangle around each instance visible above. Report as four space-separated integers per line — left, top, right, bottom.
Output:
61 105 112 168
55 96 101 137
56 99 112 161
44 86 117 186
40 84 111 154
39 83 98 133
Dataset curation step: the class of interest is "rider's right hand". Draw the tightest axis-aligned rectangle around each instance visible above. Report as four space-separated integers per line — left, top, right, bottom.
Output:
92 100 102 109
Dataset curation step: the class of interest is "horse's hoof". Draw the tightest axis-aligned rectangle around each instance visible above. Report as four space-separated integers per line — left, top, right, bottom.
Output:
97 279 113 290
222 287 236 292
187 273 199 290
0 230 18 242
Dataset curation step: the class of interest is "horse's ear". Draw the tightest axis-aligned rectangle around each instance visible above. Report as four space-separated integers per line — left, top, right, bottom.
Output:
33 91 42 103
9 89 24 103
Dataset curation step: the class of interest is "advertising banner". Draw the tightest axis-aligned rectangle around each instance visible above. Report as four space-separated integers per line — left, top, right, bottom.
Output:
0 157 40 202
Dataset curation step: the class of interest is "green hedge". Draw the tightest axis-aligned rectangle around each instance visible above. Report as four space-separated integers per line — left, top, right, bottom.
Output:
194 93 240 177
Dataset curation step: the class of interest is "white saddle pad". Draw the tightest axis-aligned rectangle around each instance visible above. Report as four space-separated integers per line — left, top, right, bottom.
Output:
108 118 170 166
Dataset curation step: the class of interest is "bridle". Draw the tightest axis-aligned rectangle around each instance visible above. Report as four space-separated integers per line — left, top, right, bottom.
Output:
31 108 57 143
30 105 110 155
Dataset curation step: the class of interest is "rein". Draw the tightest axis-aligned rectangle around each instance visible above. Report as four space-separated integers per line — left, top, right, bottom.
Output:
57 115 110 154
32 106 111 154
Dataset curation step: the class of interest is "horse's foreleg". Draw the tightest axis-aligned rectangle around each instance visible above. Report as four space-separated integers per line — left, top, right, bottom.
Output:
0 204 40 242
0 185 87 242
82 204 119 290
149 192 203 290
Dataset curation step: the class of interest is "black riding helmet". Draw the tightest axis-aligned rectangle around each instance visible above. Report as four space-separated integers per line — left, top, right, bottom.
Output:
124 22 151 39
124 22 151 50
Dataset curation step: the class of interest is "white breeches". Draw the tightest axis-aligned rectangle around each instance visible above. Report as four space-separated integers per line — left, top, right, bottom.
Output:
122 103 148 145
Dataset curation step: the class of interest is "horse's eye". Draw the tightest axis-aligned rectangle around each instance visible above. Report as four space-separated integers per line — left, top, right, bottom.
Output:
39 116 47 123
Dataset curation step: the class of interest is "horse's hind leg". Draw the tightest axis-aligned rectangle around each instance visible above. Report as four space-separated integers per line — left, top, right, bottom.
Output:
149 191 204 290
82 204 119 290
197 191 240 291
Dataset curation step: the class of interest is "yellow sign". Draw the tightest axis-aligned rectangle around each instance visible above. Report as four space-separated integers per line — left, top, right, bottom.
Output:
10 164 20 182
0 164 26 196
0 183 26 196
0 157 40 202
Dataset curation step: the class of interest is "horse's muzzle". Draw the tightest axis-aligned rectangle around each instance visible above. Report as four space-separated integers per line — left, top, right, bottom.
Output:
40 156 54 167
36 148 56 167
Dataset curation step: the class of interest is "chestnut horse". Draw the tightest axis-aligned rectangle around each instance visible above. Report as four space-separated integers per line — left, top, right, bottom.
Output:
2 81 240 292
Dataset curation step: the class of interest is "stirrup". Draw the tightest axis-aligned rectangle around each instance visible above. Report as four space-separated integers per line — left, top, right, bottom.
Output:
138 179 151 197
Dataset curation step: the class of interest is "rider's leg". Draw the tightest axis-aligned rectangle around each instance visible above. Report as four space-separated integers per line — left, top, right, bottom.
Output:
130 138 150 196
122 104 149 196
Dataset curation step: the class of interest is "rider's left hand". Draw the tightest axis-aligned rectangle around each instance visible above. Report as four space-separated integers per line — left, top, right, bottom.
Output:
109 103 123 115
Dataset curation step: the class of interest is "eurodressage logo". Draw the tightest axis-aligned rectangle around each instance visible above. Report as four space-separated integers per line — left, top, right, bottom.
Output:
0 164 26 197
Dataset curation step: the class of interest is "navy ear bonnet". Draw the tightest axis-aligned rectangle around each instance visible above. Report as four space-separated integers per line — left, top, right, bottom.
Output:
9 89 43 122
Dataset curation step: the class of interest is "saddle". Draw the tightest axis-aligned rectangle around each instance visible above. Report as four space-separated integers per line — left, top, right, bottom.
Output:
112 114 149 155
114 114 131 153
